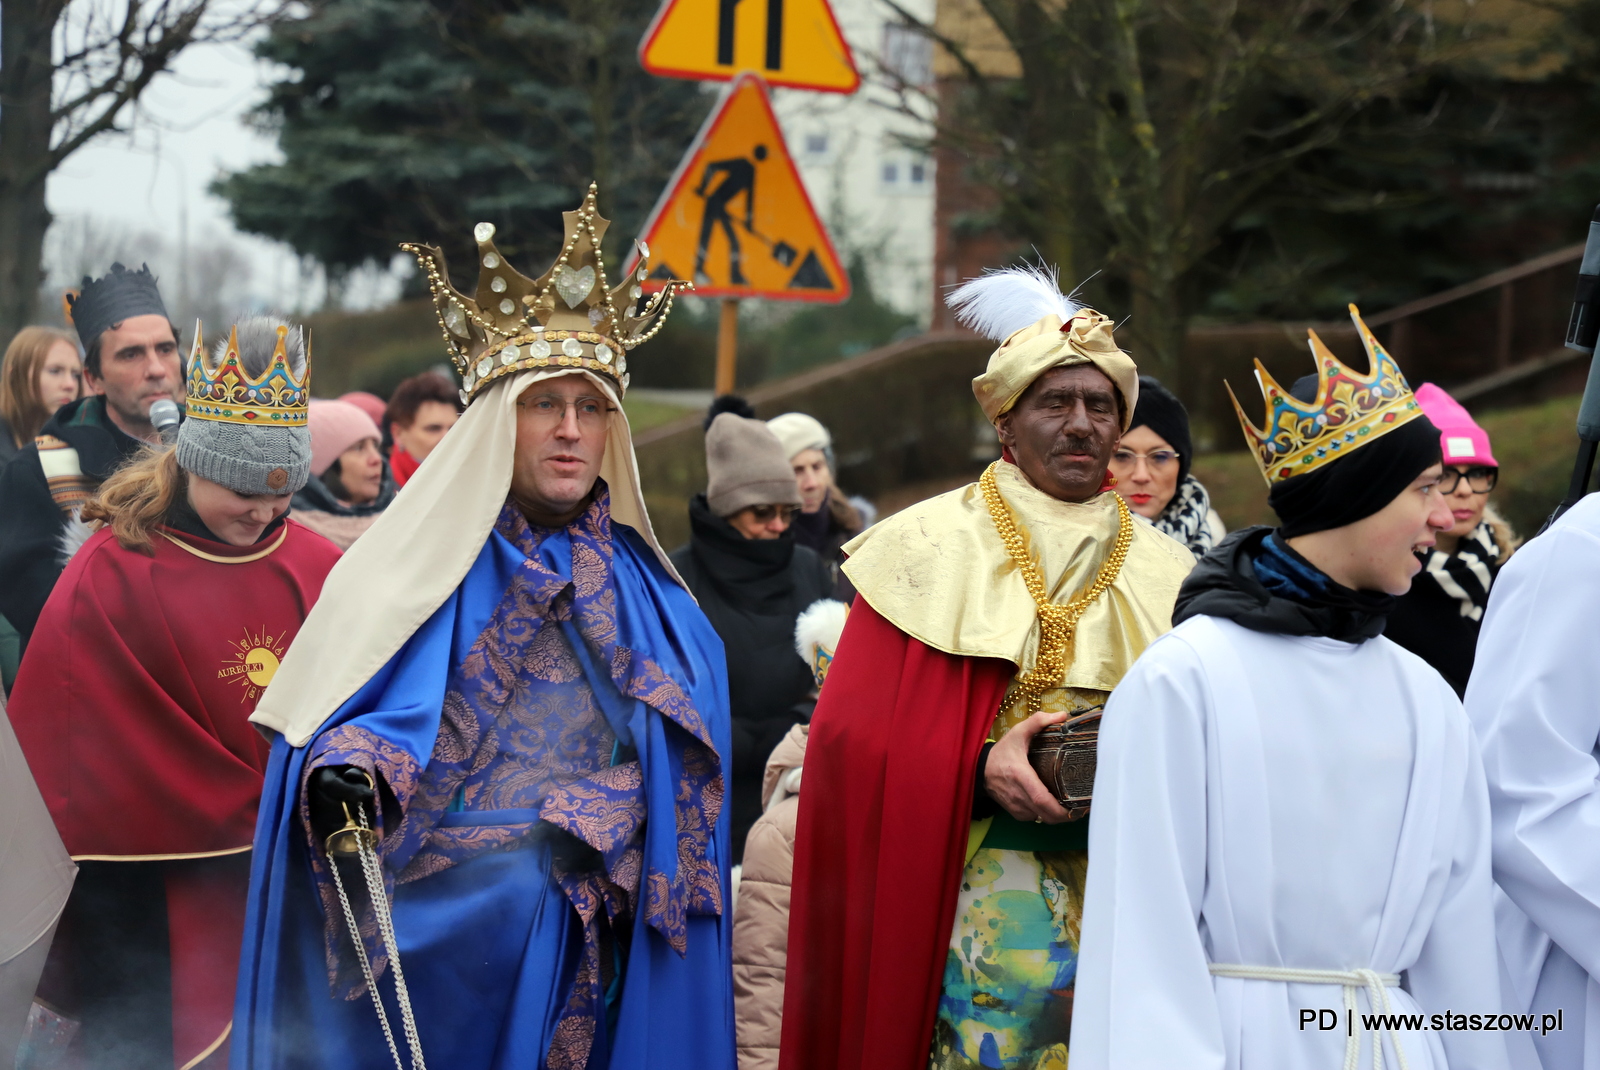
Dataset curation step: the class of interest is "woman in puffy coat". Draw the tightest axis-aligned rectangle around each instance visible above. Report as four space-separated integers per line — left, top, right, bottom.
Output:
731 599 848 1070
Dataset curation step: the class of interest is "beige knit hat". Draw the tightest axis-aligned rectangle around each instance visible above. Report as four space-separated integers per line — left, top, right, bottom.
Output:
705 413 803 517
766 411 831 460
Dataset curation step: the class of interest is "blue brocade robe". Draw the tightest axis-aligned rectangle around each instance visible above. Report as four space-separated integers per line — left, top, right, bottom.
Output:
230 492 735 1070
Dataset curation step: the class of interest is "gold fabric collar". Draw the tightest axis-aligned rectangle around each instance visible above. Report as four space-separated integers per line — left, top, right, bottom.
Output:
841 462 1194 691
160 523 289 564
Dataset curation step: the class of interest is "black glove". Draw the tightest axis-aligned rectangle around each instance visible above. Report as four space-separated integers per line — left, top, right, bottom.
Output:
308 765 377 847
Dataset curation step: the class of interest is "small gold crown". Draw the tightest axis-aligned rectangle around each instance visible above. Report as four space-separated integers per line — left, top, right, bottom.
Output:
184 322 310 427
402 183 692 405
1229 304 1423 485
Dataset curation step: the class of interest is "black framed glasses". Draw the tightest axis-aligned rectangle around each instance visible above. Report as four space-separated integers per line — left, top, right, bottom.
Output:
1437 465 1498 494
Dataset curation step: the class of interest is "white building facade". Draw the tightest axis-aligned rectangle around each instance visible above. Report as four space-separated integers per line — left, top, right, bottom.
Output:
769 0 937 323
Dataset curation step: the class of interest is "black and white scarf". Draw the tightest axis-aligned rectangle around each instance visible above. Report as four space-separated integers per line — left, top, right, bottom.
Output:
1417 520 1500 621
1153 474 1219 559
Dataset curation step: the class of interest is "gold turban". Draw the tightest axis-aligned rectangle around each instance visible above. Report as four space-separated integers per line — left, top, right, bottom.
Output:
971 308 1140 430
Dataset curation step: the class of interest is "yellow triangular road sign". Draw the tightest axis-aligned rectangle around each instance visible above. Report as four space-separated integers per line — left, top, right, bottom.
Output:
631 74 850 303
639 0 859 94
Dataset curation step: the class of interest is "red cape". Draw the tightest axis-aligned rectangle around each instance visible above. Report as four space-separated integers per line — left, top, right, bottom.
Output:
12 519 340 856
779 598 1013 1070
10 519 339 1070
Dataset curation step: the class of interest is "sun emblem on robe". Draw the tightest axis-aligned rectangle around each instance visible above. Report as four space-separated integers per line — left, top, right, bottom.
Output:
217 627 289 703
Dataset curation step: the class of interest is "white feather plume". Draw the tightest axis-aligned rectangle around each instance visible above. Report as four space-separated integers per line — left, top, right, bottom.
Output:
945 263 1082 343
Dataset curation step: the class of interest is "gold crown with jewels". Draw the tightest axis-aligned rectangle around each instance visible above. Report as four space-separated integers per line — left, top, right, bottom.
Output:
184 322 310 427
1229 304 1423 485
402 184 692 405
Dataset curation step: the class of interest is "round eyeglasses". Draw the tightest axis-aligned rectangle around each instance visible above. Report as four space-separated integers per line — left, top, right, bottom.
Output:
518 393 614 428
1109 449 1179 472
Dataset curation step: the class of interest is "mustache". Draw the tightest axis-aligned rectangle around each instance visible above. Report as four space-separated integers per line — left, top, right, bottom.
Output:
1051 435 1100 455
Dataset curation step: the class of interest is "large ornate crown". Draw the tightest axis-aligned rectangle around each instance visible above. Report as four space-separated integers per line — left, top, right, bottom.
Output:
1229 304 1423 485
402 184 692 405
184 322 310 426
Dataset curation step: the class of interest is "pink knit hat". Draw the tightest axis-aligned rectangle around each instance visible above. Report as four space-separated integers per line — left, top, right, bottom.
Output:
308 399 382 477
1414 383 1497 467
339 390 389 430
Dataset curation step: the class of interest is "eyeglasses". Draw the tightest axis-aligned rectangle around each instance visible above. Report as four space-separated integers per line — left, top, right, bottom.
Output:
746 504 799 524
1109 449 1179 472
1436 465 1498 494
518 393 613 428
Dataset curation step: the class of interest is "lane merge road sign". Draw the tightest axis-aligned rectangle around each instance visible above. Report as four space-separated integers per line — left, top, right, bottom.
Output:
639 0 859 94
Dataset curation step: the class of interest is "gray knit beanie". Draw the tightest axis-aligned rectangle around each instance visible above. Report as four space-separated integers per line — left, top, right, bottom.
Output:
705 412 803 517
177 317 313 496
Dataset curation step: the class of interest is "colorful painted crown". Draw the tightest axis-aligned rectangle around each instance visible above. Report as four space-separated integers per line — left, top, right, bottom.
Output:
184 322 310 427
1228 304 1423 485
402 183 693 405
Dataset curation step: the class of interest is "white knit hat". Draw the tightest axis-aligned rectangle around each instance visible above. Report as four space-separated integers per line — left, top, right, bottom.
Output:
766 412 831 461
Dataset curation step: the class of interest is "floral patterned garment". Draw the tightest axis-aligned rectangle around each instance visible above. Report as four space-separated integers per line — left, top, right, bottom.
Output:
930 684 1103 1070
303 489 723 1069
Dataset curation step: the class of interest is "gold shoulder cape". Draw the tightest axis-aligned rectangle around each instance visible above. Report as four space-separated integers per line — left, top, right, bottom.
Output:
842 462 1194 691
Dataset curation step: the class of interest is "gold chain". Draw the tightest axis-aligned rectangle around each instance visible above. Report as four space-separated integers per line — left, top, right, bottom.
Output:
980 460 1134 714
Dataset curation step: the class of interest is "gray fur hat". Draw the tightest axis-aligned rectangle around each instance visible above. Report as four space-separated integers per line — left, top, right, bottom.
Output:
177 317 313 496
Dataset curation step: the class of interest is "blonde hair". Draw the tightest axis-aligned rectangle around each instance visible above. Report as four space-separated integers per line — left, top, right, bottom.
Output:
81 447 187 555
0 326 79 448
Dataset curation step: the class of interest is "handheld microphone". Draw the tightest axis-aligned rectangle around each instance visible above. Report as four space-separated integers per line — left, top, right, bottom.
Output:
1542 204 1600 531
149 398 181 445
1569 204 1600 355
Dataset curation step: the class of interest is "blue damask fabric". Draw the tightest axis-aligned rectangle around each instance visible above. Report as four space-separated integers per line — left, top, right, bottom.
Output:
230 489 734 1070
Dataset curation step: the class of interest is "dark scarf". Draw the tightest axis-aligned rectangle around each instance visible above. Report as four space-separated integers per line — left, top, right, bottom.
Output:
162 495 287 547
791 490 834 554
1174 526 1393 642
685 492 801 609
292 464 397 518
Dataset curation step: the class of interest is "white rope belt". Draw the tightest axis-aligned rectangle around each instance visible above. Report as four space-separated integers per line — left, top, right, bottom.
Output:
1208 963 1410 1070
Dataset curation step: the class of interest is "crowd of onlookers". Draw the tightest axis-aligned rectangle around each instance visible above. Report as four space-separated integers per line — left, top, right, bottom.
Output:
0 305 1522 1069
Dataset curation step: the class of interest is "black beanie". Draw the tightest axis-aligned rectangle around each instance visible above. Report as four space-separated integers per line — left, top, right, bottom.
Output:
1268 374 1443 538
1128 375 1193 484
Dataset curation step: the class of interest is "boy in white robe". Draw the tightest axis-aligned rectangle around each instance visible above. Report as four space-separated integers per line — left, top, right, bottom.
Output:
1070 307 1511 1070
1466 474 1600 1070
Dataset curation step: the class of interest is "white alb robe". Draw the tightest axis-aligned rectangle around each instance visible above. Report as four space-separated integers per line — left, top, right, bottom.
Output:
1466 492 1600 1070
1071 614 1508 1070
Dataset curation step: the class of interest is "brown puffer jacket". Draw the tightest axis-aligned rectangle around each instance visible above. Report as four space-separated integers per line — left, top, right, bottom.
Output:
732 723 808 1070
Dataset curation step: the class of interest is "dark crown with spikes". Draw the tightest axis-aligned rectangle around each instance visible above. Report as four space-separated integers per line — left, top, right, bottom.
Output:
402 184 692 405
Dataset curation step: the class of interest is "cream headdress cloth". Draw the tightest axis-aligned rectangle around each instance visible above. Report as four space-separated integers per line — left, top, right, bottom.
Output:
252 368 681 747
949 264 1140 430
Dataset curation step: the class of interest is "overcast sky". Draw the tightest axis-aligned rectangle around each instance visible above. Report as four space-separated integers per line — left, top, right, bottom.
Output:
45 33 402 314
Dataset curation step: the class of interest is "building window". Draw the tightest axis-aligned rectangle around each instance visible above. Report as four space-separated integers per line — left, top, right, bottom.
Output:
910 161 927 185
882 162 899 184
881 24 933 87
805 133 828 156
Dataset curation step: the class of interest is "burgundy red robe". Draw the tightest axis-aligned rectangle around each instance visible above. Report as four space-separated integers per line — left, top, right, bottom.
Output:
779 599 1013 1070
9 519 339 1069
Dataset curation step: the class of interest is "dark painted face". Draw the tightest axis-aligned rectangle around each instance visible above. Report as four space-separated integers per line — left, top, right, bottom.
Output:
995 364 1123 503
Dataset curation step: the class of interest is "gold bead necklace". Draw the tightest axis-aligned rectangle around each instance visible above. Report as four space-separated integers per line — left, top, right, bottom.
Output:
980 460 1133 714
